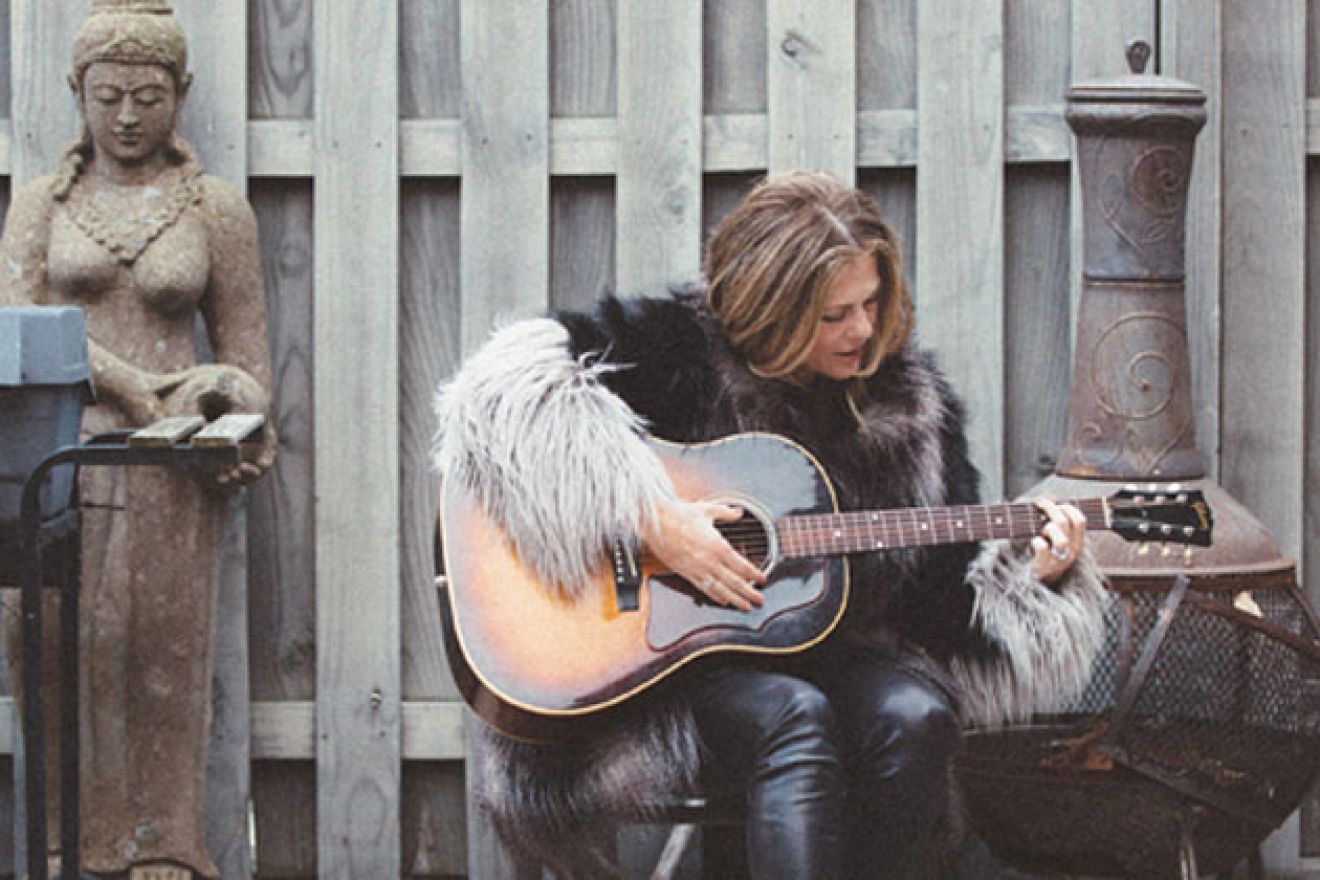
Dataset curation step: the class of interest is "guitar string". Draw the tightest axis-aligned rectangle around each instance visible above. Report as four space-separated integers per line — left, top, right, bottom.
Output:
713 498 1117 556
703 495 1191 564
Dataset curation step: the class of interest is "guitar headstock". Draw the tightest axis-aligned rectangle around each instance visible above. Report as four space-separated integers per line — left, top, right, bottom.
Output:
1107 484 1213 547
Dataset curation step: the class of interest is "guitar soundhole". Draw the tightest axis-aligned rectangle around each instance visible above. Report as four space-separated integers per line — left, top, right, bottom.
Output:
714 506 775 572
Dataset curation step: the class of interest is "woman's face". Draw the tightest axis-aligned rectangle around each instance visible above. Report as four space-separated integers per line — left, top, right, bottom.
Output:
801 252 880 382
79 62 179 167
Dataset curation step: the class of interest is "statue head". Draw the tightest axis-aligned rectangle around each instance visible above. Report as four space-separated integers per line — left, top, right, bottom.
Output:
70 0 192 92
60 0 196 181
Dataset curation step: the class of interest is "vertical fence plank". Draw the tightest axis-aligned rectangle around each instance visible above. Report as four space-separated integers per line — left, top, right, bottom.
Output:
401 0 461 119
10 0 80 188
1002 0 1072 498
1162 0 1223 478
916 0 1006 497
461 2 551 876
858 0 917 111
1222 1 1307 602
399 0 460 727
400 179 465 878
1307 9 1320 863
247 3 317 872
1004 168 1071 498
249 0 313 120
399 179 460 702
857 0 918 302
617 1 702 293
1221 2 1308 873
705 0 766 114
399 4 465 874
702 0 766 232
206 494 254 879
0 1 11 123
460 0 551 350
248 180 318 879
172 4 256 877
550 0 616 311
1306 162 1320 865
176 0 246 184
552 178 615 310
313 2 401 877
767 0 855 183
552 0 617 118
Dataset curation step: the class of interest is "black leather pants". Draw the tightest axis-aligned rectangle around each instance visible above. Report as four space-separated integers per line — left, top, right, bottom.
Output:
690 657 961 880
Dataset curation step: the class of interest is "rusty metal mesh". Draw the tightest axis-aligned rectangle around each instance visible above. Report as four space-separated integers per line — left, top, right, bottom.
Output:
957 582 1320 878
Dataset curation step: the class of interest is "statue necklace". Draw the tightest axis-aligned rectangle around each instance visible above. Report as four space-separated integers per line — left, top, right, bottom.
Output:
64 162 204 265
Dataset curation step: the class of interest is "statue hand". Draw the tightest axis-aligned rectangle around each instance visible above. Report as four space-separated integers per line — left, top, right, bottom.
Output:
117 380 169 427
158 365 278 486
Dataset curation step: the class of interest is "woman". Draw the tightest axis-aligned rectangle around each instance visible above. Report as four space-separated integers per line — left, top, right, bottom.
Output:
435 171 1107 878
0 2 274 877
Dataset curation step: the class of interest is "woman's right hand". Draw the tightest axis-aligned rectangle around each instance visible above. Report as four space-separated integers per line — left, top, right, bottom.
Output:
643 498 767 611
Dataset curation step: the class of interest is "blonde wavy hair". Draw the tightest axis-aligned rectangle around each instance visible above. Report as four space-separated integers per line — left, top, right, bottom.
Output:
705 170 912 382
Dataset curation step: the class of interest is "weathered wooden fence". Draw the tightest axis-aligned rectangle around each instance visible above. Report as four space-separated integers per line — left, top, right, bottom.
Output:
0 0 1316 877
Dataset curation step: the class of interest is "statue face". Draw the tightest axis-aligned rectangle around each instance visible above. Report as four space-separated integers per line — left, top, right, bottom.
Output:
79 62 180 166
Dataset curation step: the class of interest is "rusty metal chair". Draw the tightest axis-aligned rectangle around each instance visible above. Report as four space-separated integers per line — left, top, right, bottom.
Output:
956 573 1320 879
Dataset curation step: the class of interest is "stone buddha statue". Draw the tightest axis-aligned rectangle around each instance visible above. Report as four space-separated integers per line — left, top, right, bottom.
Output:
0 1 275 877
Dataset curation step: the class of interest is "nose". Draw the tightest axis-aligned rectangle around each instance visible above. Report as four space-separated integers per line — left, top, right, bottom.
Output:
116 96 139 127
849 307 873 340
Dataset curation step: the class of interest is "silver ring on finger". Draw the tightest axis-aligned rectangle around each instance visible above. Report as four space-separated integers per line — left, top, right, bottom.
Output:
1050 546 1070 561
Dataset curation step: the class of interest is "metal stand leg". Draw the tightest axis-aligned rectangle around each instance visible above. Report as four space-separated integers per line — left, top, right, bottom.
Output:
19 531 48 880
59 535 81 878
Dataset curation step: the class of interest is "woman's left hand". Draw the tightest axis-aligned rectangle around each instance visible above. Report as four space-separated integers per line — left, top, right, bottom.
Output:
1031 498 1088 586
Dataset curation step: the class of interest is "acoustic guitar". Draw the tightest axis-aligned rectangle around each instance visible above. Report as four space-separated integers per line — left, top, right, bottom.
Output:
440 432 1213 742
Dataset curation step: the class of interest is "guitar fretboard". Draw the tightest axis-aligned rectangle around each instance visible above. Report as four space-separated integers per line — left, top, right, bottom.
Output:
776 498 1110 558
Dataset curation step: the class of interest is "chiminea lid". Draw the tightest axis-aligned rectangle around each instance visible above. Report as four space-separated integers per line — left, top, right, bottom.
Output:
1066 39 1206 105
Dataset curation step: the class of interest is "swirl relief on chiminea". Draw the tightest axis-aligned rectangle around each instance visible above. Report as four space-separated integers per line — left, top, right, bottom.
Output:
1075 309 1196 476
1095 125 1195 276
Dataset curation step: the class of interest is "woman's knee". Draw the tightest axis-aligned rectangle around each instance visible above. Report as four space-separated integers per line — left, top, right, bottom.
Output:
855 675 960 772
752 676 839 769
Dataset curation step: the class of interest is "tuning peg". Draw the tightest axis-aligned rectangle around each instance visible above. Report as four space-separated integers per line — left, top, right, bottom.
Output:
1137 543 1151 556
1161 544 1172 558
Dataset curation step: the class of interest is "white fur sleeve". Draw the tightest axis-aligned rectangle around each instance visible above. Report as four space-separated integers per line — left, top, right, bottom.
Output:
949 541 1111 728
433 318 675 600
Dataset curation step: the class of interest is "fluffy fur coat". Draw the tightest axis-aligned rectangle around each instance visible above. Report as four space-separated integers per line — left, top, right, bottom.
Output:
434 290 1109 876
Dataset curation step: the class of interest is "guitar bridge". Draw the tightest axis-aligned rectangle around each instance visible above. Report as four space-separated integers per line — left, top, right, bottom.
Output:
612 539 643 612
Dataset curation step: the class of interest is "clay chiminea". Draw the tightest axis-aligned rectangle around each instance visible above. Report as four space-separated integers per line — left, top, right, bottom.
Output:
1036 40 1294 591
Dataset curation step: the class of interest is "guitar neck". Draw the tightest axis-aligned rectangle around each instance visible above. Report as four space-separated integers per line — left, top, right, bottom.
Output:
777 497 1110 558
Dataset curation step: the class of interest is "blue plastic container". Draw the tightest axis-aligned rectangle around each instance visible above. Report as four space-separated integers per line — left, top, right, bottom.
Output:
0 306 95 530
